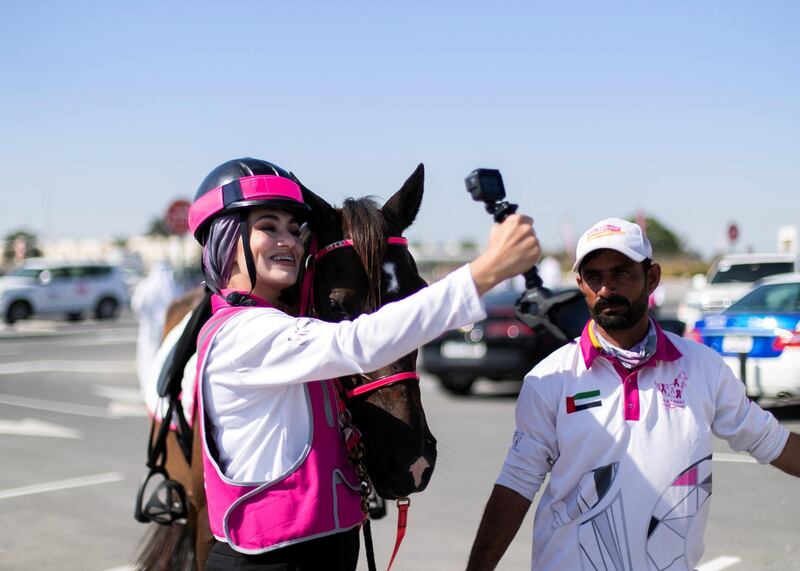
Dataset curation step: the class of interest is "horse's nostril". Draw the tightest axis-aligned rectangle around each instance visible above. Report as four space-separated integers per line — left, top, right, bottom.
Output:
408 457 431 488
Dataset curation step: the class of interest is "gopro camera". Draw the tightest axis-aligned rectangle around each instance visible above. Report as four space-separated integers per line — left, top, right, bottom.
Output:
465 169 506 203
465 168 585 342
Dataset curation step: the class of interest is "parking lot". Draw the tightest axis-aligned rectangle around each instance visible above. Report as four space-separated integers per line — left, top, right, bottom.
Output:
0 314 799 570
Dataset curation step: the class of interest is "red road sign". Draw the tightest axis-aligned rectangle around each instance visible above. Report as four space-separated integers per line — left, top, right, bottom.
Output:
727 222 739 243
165 199 191 235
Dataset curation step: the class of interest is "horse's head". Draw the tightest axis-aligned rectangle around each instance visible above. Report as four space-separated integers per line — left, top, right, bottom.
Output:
301 164 435 499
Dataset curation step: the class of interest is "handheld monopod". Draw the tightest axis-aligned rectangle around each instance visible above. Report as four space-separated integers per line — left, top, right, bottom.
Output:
465 169 585 342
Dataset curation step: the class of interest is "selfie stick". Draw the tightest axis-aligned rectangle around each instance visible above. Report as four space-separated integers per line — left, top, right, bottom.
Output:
466 169 583 343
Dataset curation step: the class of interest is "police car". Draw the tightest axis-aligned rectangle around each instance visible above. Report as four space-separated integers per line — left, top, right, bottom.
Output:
689 273 800 403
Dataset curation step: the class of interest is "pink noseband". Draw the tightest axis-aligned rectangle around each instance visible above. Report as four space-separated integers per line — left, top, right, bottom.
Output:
345 372 420 399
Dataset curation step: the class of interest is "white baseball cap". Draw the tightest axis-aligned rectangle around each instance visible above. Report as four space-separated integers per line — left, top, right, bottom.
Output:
572 217 652 272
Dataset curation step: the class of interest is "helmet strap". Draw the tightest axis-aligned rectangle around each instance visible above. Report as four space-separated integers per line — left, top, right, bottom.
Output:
239 212 258 297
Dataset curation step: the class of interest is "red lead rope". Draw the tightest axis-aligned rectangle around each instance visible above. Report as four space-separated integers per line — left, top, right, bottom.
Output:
386 498 410 571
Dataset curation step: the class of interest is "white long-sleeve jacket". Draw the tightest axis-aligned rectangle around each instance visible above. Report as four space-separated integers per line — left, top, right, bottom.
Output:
202 264 485 482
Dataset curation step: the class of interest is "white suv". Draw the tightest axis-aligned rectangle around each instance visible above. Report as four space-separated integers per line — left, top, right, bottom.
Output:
678 252 799 327
0 260 129 324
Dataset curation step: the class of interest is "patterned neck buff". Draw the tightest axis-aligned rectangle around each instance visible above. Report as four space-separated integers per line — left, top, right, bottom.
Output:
591 318 658 370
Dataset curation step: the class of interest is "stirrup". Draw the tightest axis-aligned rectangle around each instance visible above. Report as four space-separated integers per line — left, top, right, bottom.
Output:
134 466 188 526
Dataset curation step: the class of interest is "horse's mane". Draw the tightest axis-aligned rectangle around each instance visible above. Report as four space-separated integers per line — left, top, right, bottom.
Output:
340 196 387 312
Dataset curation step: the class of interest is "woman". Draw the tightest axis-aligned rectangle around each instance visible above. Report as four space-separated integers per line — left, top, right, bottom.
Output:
187 157 540 570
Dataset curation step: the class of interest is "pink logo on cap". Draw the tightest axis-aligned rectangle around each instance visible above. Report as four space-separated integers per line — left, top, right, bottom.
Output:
587 224 625 242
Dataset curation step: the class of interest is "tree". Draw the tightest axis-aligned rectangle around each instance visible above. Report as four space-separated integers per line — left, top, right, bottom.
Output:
3 229 42 266
146 216 170 237
628 215 688 258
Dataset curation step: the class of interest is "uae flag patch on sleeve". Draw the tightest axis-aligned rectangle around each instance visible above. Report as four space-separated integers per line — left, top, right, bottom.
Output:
566 390 602 414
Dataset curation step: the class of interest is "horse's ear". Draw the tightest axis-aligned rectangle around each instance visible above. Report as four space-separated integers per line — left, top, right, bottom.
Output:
291 172 335 231
381 163 424 233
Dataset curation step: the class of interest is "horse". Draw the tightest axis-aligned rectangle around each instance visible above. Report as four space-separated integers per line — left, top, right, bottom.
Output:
134 164 433 570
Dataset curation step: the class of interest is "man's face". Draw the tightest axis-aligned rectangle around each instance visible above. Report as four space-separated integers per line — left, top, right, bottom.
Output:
576 250 658 331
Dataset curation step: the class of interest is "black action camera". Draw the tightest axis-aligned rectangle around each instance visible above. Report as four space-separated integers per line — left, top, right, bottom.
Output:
465 169 519 225
465 169 506 203
465 168 585 342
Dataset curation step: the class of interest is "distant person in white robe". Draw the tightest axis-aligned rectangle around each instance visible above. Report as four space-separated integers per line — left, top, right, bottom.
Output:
131 260 181 390
537 256 563 289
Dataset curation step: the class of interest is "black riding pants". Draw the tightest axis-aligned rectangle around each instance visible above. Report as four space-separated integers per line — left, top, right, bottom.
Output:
205 527 360 571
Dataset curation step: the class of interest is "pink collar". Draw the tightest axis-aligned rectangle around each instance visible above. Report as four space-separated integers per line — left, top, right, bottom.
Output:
579 319 682 370
212 289 275 313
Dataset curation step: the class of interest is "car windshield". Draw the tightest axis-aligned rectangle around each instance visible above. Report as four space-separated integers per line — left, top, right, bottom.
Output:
727 282 800 313
710 262 794 284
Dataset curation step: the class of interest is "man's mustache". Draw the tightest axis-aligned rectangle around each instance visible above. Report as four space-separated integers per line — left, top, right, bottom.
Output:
594 296 631 312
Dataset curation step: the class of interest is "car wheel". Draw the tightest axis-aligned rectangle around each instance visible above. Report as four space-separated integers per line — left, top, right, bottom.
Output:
5 301 32 324
66 312 84 322
94 297 119 319
439 374 476 396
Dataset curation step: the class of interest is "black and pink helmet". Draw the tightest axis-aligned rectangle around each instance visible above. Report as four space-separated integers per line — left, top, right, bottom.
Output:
188 157 311 244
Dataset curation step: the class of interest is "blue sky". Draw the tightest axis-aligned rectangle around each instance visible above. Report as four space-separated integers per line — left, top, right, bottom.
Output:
2 1 798 258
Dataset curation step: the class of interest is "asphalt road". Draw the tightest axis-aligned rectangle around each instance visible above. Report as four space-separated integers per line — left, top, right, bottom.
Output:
0 315 798 571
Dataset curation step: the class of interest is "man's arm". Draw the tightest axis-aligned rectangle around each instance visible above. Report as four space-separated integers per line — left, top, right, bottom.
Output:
771 432 800 477
466 484 532 571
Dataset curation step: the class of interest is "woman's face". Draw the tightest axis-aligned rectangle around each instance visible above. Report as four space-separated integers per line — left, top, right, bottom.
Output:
229 207 304 303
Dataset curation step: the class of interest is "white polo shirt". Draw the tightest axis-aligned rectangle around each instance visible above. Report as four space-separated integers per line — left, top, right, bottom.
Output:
202 264 485 482
497 322 789 571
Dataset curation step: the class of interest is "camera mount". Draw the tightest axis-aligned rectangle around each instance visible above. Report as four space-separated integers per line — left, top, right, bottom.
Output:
465 169 584 343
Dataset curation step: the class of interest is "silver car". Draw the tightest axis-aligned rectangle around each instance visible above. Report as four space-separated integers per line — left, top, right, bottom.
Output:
0 260 129 324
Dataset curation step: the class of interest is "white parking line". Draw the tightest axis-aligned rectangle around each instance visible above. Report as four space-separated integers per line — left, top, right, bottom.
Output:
60 335 138 347
697 555 742 570
0 394 113 418
713 453 757 464
0 360 136 376
0 472 124 500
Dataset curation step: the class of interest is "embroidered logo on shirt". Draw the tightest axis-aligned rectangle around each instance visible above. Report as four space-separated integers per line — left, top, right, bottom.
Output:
656 371 687 409
566 390 602 414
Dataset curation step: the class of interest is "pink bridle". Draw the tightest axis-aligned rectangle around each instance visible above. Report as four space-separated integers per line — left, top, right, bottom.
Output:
345 371 420 399
315 236 409 261
314 235 420 399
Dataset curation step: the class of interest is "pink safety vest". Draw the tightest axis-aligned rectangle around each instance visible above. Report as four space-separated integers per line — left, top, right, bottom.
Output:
196 295 365 554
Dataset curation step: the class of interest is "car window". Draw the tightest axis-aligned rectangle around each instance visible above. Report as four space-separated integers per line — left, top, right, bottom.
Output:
7 268 40 278
710 262 794 284
74 265 111 277
38 267 72 283
728 283 800 313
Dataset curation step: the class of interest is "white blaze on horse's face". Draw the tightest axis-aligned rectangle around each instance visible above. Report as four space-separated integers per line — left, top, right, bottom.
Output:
409 456 430 489
383 262 400 294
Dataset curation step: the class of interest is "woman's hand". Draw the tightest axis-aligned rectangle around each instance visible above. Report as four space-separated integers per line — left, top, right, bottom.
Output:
469 214 541 295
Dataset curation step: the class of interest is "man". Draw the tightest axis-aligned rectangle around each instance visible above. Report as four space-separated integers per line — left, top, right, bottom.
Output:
466 217 800 571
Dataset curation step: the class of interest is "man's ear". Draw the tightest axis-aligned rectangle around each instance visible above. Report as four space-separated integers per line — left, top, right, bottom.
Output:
647 262 662 295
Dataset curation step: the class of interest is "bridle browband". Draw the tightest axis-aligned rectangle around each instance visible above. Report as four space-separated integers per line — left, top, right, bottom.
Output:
315 236 409 261
314 235 419 400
